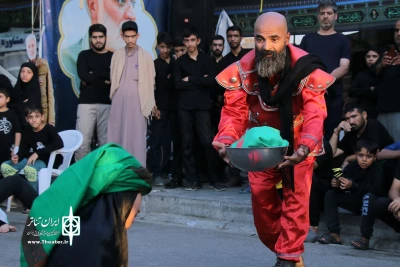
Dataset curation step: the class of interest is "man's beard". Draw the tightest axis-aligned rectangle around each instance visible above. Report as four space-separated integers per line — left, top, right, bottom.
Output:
255 48 287 78
92 42 106 51
320 21 333 30
352 118 365 132
229 41 240 50
212 50 222 57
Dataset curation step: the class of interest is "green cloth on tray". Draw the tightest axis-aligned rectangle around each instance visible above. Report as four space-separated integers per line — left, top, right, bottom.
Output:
231 126 289 148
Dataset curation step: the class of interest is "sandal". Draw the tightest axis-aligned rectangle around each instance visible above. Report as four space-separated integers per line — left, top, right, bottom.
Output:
350 238 369 250
317 233 342 245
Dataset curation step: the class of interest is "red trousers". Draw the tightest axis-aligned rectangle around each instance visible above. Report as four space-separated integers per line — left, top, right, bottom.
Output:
249 157 314 262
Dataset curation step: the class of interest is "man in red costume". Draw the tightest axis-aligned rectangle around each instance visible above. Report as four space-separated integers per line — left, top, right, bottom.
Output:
213 12 335 267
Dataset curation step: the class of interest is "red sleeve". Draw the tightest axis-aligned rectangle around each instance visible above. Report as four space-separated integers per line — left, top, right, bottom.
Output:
214 89 249 146
298 88 327 152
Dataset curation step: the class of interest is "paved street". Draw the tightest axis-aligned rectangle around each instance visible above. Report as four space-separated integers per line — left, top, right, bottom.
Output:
0 214 398 267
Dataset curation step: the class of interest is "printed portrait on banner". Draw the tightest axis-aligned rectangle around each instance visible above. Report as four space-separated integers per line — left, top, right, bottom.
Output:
58 0 158 96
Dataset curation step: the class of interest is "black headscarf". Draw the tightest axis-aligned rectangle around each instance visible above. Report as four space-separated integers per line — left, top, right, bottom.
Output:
46 191 138 267
13 62 41 105
258 47 326 191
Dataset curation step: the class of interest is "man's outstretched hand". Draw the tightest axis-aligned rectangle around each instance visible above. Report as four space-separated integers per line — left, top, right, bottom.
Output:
212 141 230 164
278 145 310 169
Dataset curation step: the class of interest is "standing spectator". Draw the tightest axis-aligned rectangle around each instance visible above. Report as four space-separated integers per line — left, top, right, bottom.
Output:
318 140 385 245
164 38 186 189
150 32 174 186
375 19 400 141
107 21 157 167
75 24 113 161
299 1 351 139
10 62 41 129
217 25 251 74
210 35 225 133
0 88 21 165
348 47 380 119
350 160 400 250
173 37 187 59
25 34 55 126
329 103 393 168
174 28 224 191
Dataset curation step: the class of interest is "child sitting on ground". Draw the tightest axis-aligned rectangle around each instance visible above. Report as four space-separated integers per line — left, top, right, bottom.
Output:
317 139 385 245
1 103 63 193
0 88 21 170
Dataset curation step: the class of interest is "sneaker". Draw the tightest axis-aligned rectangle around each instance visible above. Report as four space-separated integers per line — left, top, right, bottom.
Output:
210 183 226 192
153 176 164 187
164 179 182 189
274 258 295 267
184 185 198 191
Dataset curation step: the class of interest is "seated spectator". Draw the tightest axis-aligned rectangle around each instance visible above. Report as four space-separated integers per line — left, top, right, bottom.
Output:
20 144 152 266
0 175 39 233
317 139 385 244
0 103 63 195
348 47 380 119
350 160 400 250
0 208 16 233
0 88 22 165
329 103 393 169
9 62 41 129
306 139 334 242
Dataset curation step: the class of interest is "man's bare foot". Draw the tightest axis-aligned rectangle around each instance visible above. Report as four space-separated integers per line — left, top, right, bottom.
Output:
310 226 319 233
0 224 16 233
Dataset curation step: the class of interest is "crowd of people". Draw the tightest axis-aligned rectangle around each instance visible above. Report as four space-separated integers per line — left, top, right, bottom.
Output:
0 0 400 266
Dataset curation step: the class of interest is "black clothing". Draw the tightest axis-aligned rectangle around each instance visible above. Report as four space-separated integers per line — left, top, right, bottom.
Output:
11 63 41 128
0 109 21 163
257 49 327 191
299 33 351 139
376 63 400 112
314 140 334 180
342 161 385 196
0 175 37 209
178 109 219 185
299 33 351 96
18 124 64 166
324 161 385 234
324 189 364 234
47 191 137 267
338 119 394 157
154 57 175 110
149 110 169 177
169 110 183 179
77 49 113 104
174 52 215 110
309 140 335 226
310 177 331 226
217 48 251 74
348 68 379 118
359 193 400 239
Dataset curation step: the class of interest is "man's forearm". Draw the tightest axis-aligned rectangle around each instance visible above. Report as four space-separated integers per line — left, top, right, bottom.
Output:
345 154 357 162
389 188 400 201
331 66 349 80
377 149 400 160
329 129 340 155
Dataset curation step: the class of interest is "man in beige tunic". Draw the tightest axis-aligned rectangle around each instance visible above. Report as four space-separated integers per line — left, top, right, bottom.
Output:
107 21 157 167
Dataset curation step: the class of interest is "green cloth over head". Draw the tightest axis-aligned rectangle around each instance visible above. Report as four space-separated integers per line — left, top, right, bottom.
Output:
231 126 289 148
20 143 152 267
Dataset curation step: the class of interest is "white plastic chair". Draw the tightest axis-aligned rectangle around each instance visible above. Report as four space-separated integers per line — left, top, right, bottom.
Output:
6 130 83 211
